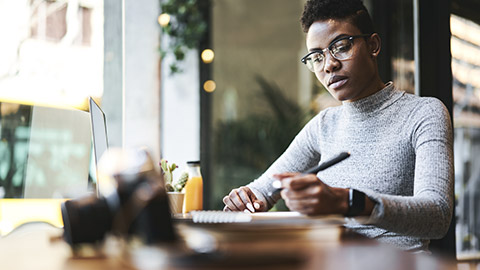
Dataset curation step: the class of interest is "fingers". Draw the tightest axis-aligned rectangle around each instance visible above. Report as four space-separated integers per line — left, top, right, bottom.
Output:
280 178 345 215
277 174 324 215
274 173 322 191
222 190 243 211
281 184 321 199
240 187 268 212
283 196 319 214
253 200 266 212
223 186 262 212
238 187 255 212
273 172 299 180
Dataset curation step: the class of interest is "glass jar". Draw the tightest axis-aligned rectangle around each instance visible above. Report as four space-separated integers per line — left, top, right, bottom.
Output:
182 161 203 213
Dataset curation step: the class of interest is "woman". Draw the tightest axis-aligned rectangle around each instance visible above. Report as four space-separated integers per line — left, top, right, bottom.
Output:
223 0 453 252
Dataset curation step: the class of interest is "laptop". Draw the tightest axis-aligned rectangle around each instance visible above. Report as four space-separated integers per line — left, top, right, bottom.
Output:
88 97 109 195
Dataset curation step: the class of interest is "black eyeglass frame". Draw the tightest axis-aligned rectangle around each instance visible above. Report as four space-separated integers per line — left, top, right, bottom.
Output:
300 34 372 67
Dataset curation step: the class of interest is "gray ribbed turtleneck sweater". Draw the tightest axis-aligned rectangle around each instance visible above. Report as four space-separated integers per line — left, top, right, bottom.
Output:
247 82 454 251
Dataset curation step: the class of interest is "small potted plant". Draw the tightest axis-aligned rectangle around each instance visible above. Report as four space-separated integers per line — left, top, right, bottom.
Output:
160 159 188 214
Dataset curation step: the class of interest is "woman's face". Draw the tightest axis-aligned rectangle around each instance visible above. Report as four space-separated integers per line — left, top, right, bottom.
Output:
306 19 382 102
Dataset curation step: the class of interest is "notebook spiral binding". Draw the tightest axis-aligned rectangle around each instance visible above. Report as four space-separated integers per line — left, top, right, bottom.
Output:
191 211 252 223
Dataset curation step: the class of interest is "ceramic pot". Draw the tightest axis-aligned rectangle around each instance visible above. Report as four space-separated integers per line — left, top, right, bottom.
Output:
167 192 185 214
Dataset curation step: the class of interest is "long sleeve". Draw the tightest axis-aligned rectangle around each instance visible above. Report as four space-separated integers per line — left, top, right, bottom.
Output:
247 113 323 209
363 98 453 239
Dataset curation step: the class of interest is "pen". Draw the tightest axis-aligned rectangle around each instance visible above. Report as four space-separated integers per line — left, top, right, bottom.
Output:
271 151 350 191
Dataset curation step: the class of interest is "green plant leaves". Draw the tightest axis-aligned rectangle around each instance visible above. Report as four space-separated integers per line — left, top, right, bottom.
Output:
160 0 208 75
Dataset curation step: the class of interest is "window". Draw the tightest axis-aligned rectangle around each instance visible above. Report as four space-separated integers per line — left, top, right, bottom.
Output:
0 0 104 235
451 14 480 259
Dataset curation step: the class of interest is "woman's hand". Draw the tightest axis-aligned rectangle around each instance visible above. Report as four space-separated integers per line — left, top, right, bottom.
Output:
223 186 266 212
274 172 349 216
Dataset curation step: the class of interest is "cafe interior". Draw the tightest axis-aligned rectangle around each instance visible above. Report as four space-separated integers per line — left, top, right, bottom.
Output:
1 0 480 269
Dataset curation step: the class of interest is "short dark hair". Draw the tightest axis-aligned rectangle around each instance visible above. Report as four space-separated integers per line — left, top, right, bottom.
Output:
300 0 375 34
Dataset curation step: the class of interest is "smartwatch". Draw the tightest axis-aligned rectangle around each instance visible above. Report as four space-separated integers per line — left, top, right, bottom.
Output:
346 189 365 217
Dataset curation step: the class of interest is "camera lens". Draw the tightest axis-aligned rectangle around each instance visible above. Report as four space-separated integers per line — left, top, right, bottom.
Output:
61 195 113 245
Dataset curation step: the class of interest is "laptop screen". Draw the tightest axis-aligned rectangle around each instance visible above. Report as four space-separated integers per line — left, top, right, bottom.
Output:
89 97 109 168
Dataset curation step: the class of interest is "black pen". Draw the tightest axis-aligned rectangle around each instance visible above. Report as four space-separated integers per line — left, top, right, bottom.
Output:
271 151 350 191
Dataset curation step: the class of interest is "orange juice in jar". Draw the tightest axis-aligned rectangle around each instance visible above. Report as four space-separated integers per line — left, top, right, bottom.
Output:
183 161 203 213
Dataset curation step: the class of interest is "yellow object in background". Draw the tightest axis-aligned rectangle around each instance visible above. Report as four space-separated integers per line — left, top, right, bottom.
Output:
183 176 203 213
0 199 66 236
182 161 203 214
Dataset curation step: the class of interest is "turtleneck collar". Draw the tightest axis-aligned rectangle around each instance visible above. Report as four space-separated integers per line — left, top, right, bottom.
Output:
341 82 403 117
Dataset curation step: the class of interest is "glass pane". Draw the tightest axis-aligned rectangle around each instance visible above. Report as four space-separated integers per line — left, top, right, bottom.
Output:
209 0 322 210
451 14 480 259
390 0 414 93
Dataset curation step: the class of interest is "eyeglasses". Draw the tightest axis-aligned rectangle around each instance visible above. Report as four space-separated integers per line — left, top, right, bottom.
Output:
300 34 371 72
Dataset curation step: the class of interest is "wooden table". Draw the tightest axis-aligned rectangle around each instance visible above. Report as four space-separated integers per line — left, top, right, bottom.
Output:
0 219 458 270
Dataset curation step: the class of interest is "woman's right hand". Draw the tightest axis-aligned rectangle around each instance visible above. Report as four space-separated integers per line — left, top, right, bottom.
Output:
223 186 266 212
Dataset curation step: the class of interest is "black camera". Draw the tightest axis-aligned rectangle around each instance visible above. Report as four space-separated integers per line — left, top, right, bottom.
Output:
61 149 176 246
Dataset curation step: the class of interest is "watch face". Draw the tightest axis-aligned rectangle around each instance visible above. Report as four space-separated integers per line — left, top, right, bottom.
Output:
346 189 365 217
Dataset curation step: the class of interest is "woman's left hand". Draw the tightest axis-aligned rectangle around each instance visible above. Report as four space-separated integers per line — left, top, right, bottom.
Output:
274 172 349 216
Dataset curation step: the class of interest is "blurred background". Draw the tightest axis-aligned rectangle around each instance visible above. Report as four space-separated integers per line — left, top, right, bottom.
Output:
1 0 480 260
